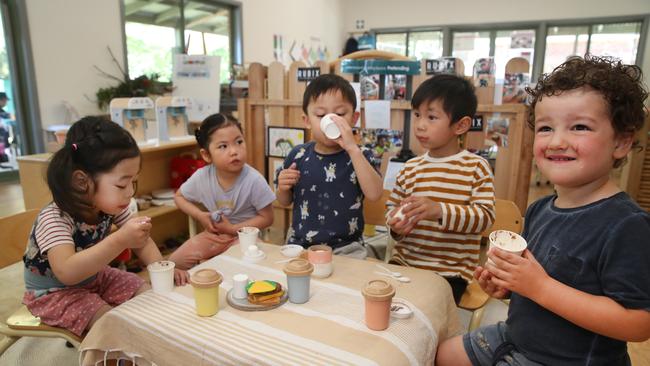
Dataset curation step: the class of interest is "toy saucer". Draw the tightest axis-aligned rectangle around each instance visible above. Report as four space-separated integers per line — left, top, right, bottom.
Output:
280 244 304 258
242 250 266 263
390 300 413 319
226 288 287 311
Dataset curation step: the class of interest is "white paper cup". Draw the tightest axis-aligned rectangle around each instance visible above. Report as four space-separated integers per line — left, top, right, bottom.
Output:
320 114 341 139
232 273 250 300
487 230 527 266
238 226 260 254
147 260 175 294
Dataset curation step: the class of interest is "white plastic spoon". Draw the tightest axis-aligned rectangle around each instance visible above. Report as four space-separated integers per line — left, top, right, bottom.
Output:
375 264 402 278
373 271 411 283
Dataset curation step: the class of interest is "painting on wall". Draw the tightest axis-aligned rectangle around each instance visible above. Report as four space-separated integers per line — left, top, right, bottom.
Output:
267 127 305 158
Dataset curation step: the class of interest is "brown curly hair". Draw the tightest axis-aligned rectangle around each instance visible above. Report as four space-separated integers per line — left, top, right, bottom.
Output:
526 55 648 167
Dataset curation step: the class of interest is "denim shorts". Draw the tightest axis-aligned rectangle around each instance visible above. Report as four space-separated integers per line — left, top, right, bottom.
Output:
462 322 543 366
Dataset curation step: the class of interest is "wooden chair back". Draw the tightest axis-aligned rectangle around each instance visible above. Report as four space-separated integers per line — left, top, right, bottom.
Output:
481 199 523 237
0 209 39 269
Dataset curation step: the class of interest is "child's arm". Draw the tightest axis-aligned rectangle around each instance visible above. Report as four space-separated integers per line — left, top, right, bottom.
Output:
211 204 274 236
488 248 650 342
174 189 216 232
47 217 152 285
393 160 495 236
332 117 382 201
276 162 299 206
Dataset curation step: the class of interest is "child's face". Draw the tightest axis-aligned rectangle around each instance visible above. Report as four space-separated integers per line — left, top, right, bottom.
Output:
92 156 140 215
200 125 247 174
412 99 467 158
533 88 632 189
303 90 359 148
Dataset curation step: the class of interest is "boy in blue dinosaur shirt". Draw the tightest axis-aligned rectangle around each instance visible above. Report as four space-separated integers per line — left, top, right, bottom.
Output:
276 74 383 258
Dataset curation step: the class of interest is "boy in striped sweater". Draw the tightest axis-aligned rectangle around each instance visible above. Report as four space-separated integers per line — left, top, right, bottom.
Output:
387 74 495 304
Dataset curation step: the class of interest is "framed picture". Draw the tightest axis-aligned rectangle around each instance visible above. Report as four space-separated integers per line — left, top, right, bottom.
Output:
267 127 305 158
267 157 285 193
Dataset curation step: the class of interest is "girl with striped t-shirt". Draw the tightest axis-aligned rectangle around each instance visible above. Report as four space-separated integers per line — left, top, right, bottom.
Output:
22 117 189 336
387 75 495 304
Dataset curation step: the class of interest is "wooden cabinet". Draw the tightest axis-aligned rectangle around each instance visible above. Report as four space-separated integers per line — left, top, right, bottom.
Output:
17 139 198 245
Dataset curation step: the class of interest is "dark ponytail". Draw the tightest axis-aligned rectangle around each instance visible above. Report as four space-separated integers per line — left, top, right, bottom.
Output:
194 113 242 149
47 116 140 220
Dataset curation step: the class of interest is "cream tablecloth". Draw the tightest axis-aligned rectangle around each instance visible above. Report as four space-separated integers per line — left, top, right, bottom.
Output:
80 243 461 366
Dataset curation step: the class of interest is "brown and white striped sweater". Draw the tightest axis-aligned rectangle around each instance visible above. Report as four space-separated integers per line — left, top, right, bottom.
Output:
387 150 495 281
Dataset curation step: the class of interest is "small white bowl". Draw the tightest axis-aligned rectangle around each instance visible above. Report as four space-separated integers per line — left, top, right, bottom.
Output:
280 244 304 258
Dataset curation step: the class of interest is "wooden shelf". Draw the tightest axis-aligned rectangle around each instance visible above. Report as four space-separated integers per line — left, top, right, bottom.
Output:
135 205 178 219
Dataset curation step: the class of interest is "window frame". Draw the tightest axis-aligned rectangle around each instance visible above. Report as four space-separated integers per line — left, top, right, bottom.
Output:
120 0 243 82
372 14 649 83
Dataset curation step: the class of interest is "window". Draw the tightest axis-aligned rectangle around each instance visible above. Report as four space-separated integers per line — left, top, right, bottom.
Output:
494 30 535 77
543 22 642 74
408 31 443 60
376 33 407 56
184 1 232 83
123 0 239 83
543 26 589 74
452 31 490 76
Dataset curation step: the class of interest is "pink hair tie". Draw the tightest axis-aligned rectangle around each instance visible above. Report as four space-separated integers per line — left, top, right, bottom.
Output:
71 143 78 151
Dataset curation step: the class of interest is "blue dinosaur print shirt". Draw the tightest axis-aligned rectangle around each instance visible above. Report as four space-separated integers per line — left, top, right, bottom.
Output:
279 142 377 249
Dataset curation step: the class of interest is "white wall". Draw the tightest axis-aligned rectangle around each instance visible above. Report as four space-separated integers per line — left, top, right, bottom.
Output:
239 0 344 65
26 0 125 128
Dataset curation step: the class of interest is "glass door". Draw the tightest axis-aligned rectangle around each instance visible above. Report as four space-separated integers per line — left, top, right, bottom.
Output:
0 8 20 174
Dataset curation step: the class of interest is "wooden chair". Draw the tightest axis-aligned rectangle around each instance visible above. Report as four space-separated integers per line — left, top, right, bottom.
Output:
362 190 393 262
459 199 523 331
0 209 83 355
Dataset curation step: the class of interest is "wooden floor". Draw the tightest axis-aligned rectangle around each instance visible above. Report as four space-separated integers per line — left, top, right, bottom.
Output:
1 177 649 364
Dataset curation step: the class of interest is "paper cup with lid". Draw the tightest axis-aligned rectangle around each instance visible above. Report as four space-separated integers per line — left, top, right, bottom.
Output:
147 260 175 294
190 269 223 316
283 259 314 304
487 230 527 267
307 244 333 278
362 279 396 331
320 113 341 139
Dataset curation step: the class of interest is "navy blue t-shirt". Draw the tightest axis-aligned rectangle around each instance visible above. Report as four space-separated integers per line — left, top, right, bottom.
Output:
506 192 650 365
279 142 376 249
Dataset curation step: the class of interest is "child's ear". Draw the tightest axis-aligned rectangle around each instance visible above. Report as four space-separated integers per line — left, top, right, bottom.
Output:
453 116 472 136
302 113 311 130
199 148 212 163
71 170 90 192
613 133 634 159
351 111 360 126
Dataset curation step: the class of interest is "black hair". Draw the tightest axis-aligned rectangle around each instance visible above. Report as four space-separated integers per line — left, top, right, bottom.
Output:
411 74 477 124
47 116 140 221
194 113 242 149
0 92 7 100
302 74 357 114
527 55 648 168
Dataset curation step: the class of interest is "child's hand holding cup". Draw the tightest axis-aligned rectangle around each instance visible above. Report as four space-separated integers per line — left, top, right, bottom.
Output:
486 230 527 268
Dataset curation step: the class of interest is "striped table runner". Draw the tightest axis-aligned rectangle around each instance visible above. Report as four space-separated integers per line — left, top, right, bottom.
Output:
80 243 461 366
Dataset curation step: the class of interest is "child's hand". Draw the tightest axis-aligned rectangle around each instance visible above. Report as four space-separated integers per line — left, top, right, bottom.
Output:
212 216 236 236
474 266 510 299
331 115 357 152
486 248 549 300
116 217 152 249
277 163 300 192
389 197 442 235
386 205 409 234
174 268 190 286
198 212 218 233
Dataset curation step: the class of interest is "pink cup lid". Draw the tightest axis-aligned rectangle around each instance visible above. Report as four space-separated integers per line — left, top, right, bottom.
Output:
307 244 333 264
362 279 396 301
